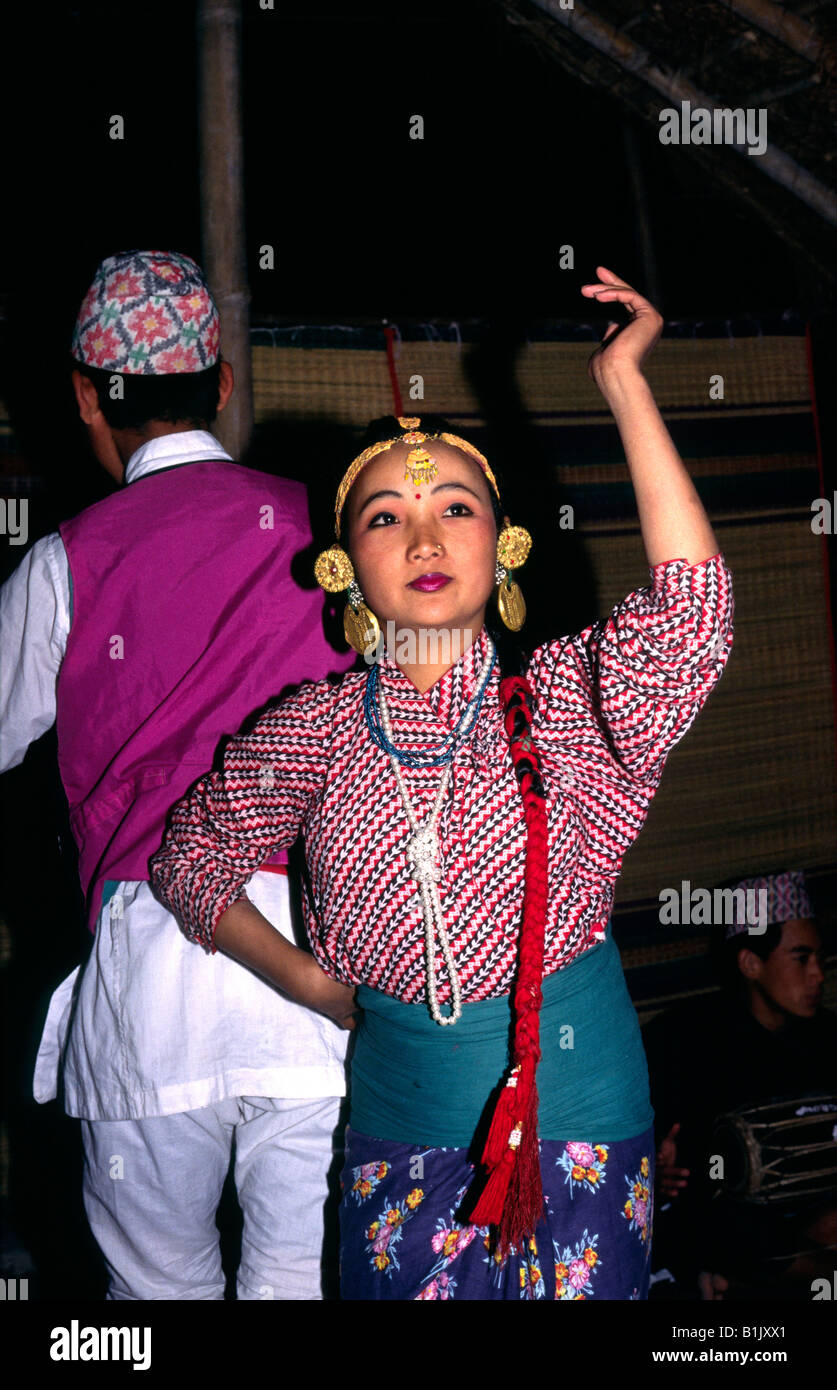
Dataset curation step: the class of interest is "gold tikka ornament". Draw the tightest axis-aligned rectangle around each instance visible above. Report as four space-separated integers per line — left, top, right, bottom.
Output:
404 446 439 487
332 416 500 539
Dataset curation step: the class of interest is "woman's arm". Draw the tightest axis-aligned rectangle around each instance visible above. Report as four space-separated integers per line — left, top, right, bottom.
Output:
582 266 719 567
152 681 333 950
214 899 357 1029
150 682 358 1027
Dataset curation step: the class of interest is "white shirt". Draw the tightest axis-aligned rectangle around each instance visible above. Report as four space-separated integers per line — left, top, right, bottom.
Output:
0 431 348 1119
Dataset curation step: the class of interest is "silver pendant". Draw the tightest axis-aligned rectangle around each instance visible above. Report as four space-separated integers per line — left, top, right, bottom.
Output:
406 826 442 883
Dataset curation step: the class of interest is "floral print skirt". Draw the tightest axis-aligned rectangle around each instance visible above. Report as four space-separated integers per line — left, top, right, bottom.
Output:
339 1124 655 1300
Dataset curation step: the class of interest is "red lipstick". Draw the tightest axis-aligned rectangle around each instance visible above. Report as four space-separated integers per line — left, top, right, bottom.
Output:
408 573 451 591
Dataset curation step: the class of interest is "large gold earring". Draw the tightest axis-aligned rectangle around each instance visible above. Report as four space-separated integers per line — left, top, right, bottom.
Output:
496 562 526 631
496 521 532 571
314 545 381 655
343 581 381 656
495 520 531 631
314 544 355 593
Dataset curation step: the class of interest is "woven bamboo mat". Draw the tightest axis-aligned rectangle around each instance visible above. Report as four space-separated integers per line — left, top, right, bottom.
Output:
252 335 813 427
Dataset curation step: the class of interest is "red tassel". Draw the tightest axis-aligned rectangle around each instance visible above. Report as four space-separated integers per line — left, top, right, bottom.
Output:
499 1082 542 1252
480 1065 522 1170
469 1056 543 1241
469 1148 516 1226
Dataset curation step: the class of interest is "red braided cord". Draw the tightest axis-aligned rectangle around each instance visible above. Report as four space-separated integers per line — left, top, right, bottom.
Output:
502 677 549 1072
468 673 550 1250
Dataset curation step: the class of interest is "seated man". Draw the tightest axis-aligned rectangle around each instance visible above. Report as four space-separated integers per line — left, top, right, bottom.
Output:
643 870 837 1300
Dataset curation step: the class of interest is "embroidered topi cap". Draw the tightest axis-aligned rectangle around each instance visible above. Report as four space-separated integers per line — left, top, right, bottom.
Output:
724 869 814 940
71 250 220 375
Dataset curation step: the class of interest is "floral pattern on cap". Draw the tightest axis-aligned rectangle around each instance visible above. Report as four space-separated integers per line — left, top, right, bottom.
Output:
71 250 220 374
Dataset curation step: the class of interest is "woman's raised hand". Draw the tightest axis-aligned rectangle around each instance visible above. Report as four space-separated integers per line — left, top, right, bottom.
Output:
581 265 664 393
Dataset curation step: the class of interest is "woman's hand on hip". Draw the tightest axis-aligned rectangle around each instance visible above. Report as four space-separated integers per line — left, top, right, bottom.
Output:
300 957 359 1031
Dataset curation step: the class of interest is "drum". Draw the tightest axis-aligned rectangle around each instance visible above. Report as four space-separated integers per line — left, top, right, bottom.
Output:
711 1094 837 1205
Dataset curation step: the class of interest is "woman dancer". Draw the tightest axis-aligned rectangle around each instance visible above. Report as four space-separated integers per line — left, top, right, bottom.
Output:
151 267 733 1300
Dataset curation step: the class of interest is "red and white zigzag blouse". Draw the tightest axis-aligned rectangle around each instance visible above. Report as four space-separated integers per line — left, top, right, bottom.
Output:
150 554 733 1004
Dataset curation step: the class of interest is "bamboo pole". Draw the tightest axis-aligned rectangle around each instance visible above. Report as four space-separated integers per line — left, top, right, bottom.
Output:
526 0 837 228
719 0 831 67
196 0 253 460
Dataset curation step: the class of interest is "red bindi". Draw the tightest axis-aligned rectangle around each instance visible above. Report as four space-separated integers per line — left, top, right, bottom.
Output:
415 493 422 499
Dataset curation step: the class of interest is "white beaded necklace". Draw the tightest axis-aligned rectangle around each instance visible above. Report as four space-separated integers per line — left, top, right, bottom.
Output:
375 639 496 1026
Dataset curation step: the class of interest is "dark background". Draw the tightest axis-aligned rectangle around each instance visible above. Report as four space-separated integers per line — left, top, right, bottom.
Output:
2 0 817 328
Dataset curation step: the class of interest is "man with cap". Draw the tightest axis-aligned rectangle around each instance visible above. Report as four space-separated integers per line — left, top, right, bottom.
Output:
0 250 355 1299
643 870 837 1299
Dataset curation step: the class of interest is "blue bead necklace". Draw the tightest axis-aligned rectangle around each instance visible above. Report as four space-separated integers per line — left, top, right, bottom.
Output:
364 639 497 768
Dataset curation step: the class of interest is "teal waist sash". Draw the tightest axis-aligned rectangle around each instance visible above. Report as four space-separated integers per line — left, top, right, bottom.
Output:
350 927 654 1148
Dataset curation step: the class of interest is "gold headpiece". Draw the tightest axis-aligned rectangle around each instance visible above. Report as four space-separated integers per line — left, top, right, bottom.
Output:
315 417 532 648
333 415 500 538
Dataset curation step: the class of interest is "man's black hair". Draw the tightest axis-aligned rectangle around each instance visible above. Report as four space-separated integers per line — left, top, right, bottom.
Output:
72 358 223 433
713 923 785 994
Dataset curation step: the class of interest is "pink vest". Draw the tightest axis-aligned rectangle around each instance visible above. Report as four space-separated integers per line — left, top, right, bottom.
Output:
57 457 355 930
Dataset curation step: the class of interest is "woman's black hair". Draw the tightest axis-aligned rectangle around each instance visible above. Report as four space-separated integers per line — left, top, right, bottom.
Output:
349 414 530 678
71 358 223 433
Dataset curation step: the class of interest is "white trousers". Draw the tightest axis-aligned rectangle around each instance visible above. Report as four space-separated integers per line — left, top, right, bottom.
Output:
80 1094 345 1300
